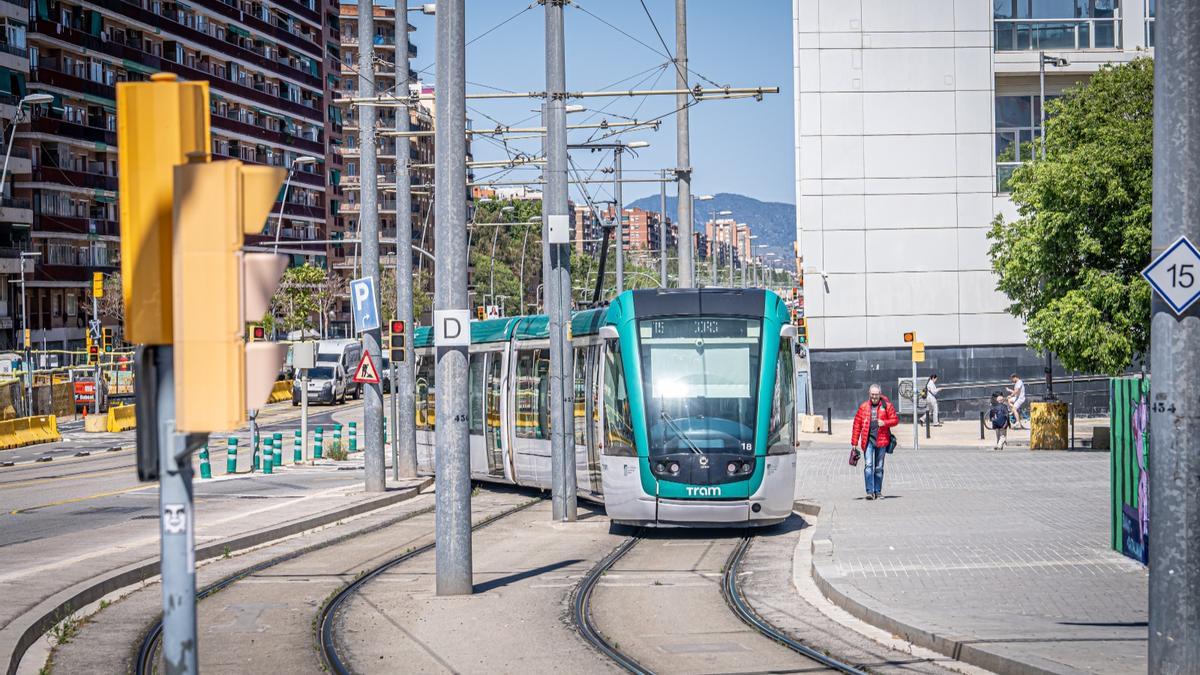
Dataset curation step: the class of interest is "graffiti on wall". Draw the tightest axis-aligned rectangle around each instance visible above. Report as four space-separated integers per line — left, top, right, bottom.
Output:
1121 395 1149 565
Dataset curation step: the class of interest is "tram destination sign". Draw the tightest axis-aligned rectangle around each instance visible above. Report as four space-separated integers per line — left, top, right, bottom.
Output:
645 318 750 339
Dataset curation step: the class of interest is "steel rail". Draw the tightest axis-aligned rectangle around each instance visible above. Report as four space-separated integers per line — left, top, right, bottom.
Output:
572 535 651 674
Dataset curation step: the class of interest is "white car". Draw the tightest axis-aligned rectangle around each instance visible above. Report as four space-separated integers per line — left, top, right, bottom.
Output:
292 365 347 405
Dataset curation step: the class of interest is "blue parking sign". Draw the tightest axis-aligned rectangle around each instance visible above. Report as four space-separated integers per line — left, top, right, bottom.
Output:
350 277 380 333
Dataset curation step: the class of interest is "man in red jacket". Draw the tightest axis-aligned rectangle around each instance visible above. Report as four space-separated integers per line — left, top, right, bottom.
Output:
851 384 899 500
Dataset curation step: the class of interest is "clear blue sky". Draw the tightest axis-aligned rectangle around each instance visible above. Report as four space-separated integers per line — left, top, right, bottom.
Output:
399 1 796 206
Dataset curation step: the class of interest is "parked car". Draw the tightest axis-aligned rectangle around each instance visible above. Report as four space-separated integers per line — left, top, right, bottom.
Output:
316 339 363 400
292 365 347 405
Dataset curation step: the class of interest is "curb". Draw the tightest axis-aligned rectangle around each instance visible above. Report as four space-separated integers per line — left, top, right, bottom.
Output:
1 477 432 675
805 501 1071 675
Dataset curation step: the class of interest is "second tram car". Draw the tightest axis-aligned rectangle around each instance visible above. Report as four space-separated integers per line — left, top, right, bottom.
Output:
412 288 799 527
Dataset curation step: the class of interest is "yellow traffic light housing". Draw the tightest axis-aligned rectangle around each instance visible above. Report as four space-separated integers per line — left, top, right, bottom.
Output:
116 73 211 345
102 327 114 353
172 158 288 433
92 272 104 299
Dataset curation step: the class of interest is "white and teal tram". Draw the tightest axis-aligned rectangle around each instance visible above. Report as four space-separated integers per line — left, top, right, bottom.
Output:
412 288 799 527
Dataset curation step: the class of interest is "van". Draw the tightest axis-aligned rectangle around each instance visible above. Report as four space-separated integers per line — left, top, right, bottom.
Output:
292 364 347 405
316 339 363 399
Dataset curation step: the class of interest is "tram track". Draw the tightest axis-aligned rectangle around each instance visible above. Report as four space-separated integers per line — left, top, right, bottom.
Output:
316 496 543 675
576 530 867 675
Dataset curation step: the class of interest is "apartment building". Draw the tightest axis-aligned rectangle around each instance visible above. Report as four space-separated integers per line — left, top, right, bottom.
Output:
0 0 30 348
335 3 436 335
792 0 1151 414
0 0 336 349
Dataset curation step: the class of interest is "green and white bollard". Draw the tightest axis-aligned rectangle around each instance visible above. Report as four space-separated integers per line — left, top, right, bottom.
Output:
314 425 324 460
333 423 342 452
199 443 211 479
252 432 260 472
272 432 283 467
263 438 274 474
293 429 302 464
226 437 238 474
348 421 357 453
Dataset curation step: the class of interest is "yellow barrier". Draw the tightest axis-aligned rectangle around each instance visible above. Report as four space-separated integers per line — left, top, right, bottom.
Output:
107 404 137 433
268 380 293 404
0 415 60 449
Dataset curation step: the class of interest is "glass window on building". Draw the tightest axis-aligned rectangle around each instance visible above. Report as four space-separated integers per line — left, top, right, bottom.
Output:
995 94 1059 192
994 0 1120 51
1145 0 1155 47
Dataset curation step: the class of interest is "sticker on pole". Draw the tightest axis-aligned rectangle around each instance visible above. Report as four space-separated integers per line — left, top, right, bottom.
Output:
352 351 381 384
349 277 380 333
434 309 471 346
1142 235 1200 314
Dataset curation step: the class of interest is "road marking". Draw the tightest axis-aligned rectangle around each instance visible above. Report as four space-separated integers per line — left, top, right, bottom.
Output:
9 483 153 515
0 466 132 490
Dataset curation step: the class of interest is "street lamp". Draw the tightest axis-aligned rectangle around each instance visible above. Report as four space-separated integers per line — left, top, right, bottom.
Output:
272 155 319 253
0 93 53 199
1038 52 1068 400
16 250 39 412
488 205 515 301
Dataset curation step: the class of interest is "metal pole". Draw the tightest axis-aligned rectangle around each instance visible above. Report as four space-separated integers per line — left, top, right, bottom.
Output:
395 10 417 480
489 225 499 299
92 291 100 412
728 240 734 286
20 260 30 413
710 218 717 287
659 169 668 287
0 104 24 198
545 0 576 521
156 346 198 673
271 166 294 253
912 359 918 450
1150 2 1200 668
519 227 530 313
674 0 693 288
1038 51 1056 401
434 0 472 594
301 372 309 462
358 0 385 492
614 147 624 293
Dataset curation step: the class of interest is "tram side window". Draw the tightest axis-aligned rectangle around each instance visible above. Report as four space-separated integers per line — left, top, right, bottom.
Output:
485 353 503 435
468 353 484 435
767 338 795 454
573 347 588 446
415 355 435 431
603 339 636 456
516 349 550 439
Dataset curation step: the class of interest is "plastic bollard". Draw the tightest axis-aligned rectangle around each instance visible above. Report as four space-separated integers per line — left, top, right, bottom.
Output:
314 425 324 460
263 438 274 474
348 421 357 453
272 432 283 467
199 443 211 479
294 429 302 463
226 437 238 474
251 433 260 472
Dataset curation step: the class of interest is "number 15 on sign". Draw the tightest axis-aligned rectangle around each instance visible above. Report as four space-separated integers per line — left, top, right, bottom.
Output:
1142 236 1200 315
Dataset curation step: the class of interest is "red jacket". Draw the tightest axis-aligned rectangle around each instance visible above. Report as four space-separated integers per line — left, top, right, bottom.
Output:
851 396 899 449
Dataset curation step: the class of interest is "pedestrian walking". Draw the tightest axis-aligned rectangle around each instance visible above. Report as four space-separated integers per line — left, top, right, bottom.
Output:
1006 373 1027 429
988 391 1010 450
850 384 898 500
922 373 942 426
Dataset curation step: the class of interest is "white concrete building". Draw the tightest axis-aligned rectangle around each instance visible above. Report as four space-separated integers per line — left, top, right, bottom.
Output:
791 0 1152 414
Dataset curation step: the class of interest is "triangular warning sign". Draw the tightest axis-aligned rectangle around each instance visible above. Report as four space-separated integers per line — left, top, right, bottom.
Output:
352 351 381 384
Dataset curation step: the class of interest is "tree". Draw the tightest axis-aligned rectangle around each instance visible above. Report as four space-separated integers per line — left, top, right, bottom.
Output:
263 263 328 336
98 273 124 323
987 58 1153 375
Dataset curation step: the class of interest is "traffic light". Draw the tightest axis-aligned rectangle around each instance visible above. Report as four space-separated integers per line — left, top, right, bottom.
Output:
903 331 915 343
912 341 926 363
172 158 288 433
92 272 104 299
390 320 405 363
88 344 98 365
102 327 114 353
250 325 265 341
797 319 808 344
117 73 211 345
476 306 485 320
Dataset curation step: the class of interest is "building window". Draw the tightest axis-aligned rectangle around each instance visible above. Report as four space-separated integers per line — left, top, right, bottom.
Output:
1145 0 1155 47
995 94 1058 192
994 0 1120 51
66 292 77 317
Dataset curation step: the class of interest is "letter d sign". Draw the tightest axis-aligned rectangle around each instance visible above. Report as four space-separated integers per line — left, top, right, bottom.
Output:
434 309 471 347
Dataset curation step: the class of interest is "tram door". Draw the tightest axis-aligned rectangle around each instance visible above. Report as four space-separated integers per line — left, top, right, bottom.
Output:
580 345 602 494
484 352 506 477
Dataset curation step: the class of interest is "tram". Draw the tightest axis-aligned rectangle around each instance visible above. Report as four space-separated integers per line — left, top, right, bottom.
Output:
412 288 799 527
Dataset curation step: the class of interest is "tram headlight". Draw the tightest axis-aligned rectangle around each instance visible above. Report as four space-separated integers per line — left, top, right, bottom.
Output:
726 461 738 475
669 462 680 475
655 462 666 473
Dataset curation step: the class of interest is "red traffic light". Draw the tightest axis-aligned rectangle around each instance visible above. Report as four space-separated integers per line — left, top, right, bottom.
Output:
252 326 265 340
903 332 915 343
391 320 405 334
89 345 98 355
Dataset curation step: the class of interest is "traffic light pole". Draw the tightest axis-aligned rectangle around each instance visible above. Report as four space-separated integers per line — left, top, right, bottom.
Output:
433 0 472 595
92 292 101 412
1149 2 1200 669
394 5 417 479
357 0 385 492
155 345 199 674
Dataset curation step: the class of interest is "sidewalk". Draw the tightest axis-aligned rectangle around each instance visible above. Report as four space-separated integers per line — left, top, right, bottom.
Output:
796 439 1147 675
813 417 1108 450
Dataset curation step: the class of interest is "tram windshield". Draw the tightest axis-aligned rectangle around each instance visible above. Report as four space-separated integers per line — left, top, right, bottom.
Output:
638 317 761 456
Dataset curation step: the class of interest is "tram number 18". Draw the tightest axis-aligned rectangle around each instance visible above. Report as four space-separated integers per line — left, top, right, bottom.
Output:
741 443 753 452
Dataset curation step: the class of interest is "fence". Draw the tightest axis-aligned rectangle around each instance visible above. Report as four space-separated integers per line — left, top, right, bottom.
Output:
1110 376 1149 565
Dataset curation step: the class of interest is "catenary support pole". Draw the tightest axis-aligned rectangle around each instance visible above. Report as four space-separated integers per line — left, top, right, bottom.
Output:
434 0 473 594
156 346 197 673
358 0 385 492
395 6 417 480
545 0 576 521
674 0 693 288
1149 2 1200 670
660 169 668 287
614 146 624 293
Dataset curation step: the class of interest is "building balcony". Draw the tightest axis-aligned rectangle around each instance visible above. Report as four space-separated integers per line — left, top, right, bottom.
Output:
31 166 119 192
28 115 117 146
34 262 119 283
994 17 1121 52
32 214 119 237
211 113 324 155
0 198 32 225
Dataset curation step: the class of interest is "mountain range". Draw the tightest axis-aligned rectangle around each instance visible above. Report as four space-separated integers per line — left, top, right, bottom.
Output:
625 192 796 263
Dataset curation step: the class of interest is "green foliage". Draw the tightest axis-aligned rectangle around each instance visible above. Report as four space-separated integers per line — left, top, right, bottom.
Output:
265 263 328 335
988 58 1153 375
324 439 348 461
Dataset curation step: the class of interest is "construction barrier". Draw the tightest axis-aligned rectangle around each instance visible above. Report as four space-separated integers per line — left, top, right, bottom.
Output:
107 404 137 433
267 380 293 404
0 415 61 449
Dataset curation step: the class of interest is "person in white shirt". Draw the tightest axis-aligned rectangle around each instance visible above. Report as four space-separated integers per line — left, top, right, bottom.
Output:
923 373 941 426
1006 373 1027 430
